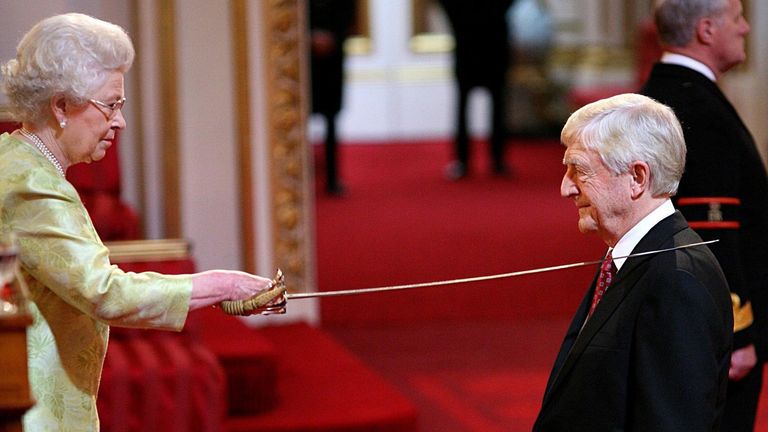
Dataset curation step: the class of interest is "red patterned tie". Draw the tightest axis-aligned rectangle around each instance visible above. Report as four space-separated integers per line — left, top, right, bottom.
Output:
588 252 614 318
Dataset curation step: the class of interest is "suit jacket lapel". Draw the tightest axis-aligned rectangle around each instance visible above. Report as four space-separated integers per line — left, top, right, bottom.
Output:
541 212 689 407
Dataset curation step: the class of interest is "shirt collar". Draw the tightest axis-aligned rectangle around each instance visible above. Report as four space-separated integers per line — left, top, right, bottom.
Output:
661 52 716 82
611 200 675 272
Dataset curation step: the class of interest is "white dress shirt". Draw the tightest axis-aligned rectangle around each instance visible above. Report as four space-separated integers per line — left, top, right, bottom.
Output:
611 199 676 272
661 52 716 82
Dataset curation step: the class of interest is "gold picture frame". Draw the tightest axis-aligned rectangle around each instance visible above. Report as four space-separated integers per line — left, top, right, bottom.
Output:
345 0 373 55
410 0 454 53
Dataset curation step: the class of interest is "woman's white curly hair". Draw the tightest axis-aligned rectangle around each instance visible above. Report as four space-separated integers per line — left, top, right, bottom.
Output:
1 13 134 125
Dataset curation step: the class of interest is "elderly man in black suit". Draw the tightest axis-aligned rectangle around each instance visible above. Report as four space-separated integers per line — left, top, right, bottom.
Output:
640 1 768 429
533 93 732 431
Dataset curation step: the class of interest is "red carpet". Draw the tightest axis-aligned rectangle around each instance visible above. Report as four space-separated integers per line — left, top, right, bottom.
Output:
314 139 600 429
327 320 566 431
315 139 606 324
227 323 417 432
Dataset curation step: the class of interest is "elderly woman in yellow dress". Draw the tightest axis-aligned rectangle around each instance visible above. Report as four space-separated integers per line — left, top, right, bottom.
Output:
0 13 283 430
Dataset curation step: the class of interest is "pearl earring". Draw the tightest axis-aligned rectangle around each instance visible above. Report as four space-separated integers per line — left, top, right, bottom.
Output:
59 119 67 129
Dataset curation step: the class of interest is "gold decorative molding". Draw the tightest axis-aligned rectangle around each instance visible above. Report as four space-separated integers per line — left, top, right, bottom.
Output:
549 45 633 72
409 0 453 53
345 36 372 56
231 0 256 274
157 0 182 238
128 3 148 233
345 0 372 55
409 34 453 54
262 0 309 293
0 106 15 122
106 239 191 263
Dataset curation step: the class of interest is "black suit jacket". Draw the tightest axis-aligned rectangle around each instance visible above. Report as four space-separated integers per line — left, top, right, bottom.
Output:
309 0 357 115
438 0 514 88
641 64 768 359
534 212 732 431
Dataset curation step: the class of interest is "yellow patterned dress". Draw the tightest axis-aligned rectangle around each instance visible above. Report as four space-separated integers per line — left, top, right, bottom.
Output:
0 133 193 431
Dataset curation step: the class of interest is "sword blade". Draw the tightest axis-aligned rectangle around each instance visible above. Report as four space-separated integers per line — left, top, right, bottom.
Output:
286 240 718 300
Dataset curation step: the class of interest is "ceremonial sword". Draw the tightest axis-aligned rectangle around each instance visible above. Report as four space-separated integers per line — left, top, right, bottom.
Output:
220 240 718 315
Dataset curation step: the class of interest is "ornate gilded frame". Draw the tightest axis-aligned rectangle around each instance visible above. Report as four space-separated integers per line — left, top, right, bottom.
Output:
345 0 372 55
410 0 454 53
255 0 310 293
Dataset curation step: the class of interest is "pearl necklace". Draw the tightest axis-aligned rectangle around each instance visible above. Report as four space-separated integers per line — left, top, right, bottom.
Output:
19 128 65 177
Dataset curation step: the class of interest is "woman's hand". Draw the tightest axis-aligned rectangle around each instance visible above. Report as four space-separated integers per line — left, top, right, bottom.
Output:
189 270 275 310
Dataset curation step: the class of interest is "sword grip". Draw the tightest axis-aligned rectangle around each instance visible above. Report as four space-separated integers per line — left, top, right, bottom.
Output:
219 269 287 315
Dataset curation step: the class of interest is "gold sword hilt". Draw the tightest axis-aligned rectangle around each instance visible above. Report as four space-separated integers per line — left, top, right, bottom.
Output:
220 268 287 316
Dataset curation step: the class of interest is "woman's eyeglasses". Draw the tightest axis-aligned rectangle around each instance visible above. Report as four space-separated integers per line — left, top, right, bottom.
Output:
89 97 126 119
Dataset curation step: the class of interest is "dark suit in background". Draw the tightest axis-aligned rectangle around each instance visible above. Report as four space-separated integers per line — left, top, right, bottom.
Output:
309 0 357 195
438 0 515 179
534 212 732 431
642 62 768 431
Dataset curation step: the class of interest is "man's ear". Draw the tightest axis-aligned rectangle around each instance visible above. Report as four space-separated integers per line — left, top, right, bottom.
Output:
696 17 717 45
629 161 650 199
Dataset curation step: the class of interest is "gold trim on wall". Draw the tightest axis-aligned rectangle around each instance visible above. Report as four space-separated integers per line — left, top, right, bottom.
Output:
261 0 309 293
157 0 182 238
409 33 453 53
106 239 191 263
128 3 148 235
410 0 453 53
345 0 372 55
231 0 256 274
411 0 431 35
0 106 14 122
345 36 372 55
353 0 370 37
